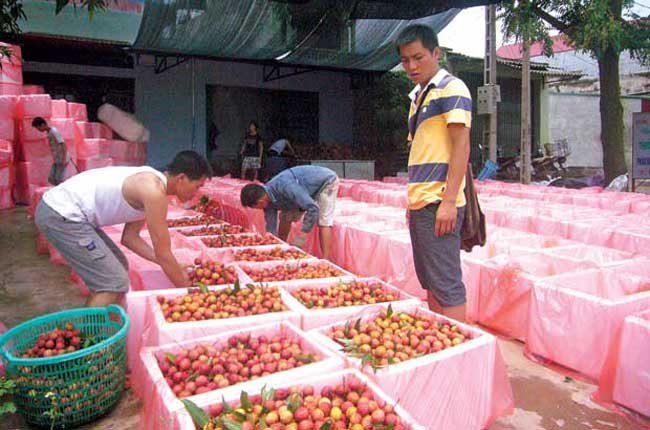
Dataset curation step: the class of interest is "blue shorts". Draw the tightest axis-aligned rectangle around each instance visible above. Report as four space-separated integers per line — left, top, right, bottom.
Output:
35 201 130 294
409 203 466 307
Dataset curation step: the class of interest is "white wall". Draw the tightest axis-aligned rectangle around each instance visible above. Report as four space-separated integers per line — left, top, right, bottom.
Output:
135 58 353 168
547 92 642 168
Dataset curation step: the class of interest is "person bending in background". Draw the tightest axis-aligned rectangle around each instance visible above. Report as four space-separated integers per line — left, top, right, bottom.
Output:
240 121 264 181
35 151 212 307
240 166 339 260
265 137 297 180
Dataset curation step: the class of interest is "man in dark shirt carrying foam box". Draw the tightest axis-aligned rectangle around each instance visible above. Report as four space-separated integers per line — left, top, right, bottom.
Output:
240 165 339 260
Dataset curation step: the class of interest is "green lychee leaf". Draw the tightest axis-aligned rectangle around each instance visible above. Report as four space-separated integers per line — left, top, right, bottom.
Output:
387 304 394 317
185 371 199 382
258 416 268 429
361 353 374 367
181 399 210 428
261 385 275 403
197 283 209 294
165 352 176 365
240 391 253 412
222 418 243 430
294 353 316 364
287 392 301 413
232 409 247 421
221 396 234 414
354 318 361 332
320 422 332 430
232 279 241 294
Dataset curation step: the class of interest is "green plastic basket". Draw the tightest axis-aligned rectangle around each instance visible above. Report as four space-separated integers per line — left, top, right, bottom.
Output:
0 305 130 429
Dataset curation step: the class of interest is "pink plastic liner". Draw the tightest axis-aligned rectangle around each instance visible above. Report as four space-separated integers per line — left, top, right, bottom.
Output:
526 269 650 381
310 302 514 430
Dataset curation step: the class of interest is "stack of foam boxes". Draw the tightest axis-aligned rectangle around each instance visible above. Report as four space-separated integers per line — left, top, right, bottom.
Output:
0 43 21 209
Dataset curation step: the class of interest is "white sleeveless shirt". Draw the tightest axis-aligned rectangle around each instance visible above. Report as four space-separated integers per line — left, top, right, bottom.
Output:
43 166 167 227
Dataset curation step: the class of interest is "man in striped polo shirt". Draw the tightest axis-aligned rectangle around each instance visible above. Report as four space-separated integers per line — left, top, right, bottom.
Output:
396 24 472 322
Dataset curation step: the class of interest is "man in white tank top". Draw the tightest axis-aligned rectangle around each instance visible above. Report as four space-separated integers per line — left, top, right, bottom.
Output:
34 151 212 307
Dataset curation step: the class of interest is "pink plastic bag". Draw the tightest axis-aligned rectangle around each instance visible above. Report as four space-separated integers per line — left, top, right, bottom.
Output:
76 156 113 171
310 302 514 430
50 99 67 118
526 269 650 381
67 103 87 121
477 251 594 341
137 321 344 429
611 310 650 416
172 369 426 430
0 83 22 96
19 139 51 162
0 118 13 141
77 138 109 158
22 85 44 95
15 94 52 118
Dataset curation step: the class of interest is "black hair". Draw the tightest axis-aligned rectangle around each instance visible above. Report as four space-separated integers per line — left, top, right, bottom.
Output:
395 24 439 54
31 117 47 128
248 121 259 131
240 183 267 207
167 150 213 180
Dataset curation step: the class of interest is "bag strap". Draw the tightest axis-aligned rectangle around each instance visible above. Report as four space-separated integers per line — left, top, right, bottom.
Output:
410 85 435 137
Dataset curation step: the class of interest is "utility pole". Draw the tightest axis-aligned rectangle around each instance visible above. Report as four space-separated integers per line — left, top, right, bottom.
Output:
520 34 532 184
484 4 498 163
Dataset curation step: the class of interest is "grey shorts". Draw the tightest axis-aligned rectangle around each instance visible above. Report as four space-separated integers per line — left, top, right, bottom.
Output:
35 201 130 294
409 203 466 307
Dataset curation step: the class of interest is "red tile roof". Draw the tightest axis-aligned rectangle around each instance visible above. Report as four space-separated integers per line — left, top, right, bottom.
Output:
497 35 574 59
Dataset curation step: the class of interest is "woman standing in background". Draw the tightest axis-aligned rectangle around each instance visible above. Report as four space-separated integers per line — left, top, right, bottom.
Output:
240 121 264 181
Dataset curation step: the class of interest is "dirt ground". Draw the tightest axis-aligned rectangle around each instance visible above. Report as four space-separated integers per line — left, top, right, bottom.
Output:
0 207 645 430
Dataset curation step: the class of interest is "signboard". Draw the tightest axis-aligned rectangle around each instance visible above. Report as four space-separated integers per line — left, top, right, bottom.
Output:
632 112 650 180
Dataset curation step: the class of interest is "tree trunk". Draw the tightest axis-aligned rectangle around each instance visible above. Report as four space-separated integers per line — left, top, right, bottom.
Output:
598 47 627 184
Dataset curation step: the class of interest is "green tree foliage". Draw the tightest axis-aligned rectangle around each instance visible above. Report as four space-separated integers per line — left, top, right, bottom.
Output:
499 0 650 183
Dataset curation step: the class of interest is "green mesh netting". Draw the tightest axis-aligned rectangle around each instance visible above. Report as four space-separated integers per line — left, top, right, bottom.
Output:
133 0 497 71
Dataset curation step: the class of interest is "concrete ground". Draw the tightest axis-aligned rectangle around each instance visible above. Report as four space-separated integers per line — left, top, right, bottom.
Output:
0 207 645 430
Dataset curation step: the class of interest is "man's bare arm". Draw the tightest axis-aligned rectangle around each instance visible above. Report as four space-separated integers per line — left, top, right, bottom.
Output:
121 220 157 262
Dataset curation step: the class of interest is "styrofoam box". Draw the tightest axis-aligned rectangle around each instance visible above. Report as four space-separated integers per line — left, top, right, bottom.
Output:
187 232 285 250
76 156 113 171
310 301 510 430
77 138 109 158
281 277 422 330
50 99 67 118
0 95 17 117
67 103 87 121
612 310 650 416
0 61 22 85
172 368 426 430
235 258 357 287
205 243 315 264
142 284 301 350
0 118 13 141
138 321 344 430
18 117 51 141
477 251 607 341
527 268 650 381
0 83 22 96
15 94 51 118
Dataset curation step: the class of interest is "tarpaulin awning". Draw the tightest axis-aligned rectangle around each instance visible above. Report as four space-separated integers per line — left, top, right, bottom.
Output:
132 0 499 71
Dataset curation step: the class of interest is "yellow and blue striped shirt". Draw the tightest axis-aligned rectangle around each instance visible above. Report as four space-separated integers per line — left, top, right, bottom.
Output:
407 69 472 210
